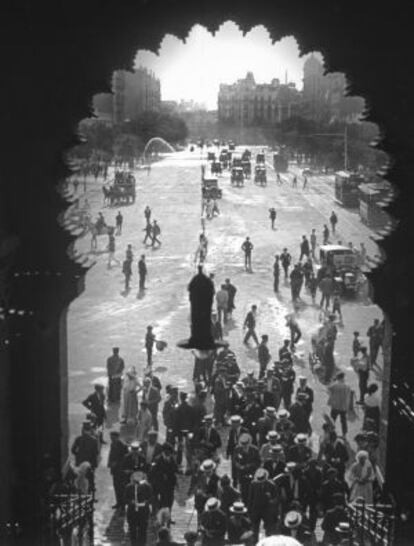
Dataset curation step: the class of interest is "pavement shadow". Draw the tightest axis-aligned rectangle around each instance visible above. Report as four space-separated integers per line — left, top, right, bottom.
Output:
104 510 127 543
106 403 120 428
137 289 146 300
121 287 131 297
153 366 168 374
244 344 258 360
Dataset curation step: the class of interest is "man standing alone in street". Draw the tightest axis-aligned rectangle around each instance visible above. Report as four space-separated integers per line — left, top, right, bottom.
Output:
241 237 254 271
107 347 124 404
269 207 277 229
280 248 292 280
327 372 351 438
223 278 237 319
115 211 123 235
299 235 310 262
258 335 271 379
138 254 147 291
273 255 280 293
330 211 338 235
243 305 259 346
310 228 317 259
122 258 132 291
145 325 156 369
216 284 229 325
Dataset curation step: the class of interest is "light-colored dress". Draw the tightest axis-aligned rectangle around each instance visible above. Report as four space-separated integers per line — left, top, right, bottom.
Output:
136 408 153 442
349 459 374 503
121 375 139 423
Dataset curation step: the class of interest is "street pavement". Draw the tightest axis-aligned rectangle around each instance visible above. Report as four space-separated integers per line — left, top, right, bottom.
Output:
67 145 385 545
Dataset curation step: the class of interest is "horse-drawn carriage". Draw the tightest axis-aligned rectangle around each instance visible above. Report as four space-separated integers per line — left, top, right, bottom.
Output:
103 171 136 206
231 167 244 187
219 150 229 169
202 177 222 200
256 152 266 165
254 165 267 186
241 159 251 179
242 148 251 161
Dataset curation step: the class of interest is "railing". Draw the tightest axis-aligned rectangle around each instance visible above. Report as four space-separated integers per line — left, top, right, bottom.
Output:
47 493 94 545
347 499 395 545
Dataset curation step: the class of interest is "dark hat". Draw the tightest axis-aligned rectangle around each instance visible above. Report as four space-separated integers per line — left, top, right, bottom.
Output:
261 334 269 341
109 429 121 436
220 474 231 485
112 347 120 351
353 331 360 336
183 531 198 543
180 392 188 399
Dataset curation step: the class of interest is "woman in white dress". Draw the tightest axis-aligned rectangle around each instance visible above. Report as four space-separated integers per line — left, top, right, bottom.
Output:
349 450 375 503
136 400 153 442
120 367 139 424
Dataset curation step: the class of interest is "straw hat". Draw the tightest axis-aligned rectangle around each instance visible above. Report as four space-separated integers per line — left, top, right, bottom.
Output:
229 501 248 514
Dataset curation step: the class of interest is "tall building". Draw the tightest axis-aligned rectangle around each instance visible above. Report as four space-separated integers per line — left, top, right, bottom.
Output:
302 54 365 122
218 71 301 126
93 67 161 124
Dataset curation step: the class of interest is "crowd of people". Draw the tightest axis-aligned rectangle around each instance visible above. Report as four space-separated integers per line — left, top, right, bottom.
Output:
63 149 386 545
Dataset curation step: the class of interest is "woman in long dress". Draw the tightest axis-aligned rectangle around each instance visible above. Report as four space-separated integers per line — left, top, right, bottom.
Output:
120 367 139 424
349 450 374 503
136 400 153 442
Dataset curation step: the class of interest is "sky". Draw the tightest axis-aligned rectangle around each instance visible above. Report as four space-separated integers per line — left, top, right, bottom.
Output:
134 22 324 110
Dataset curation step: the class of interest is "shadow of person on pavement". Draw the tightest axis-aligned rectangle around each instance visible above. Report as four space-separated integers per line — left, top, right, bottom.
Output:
104 509 128 543
137 288 146 300
121 287 131 297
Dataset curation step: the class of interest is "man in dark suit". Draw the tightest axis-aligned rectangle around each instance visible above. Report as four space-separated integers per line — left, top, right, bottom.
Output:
106 347 124 404
71 422 99 469
196 414 222 459
287 434 312 465
149 442 178 514
233 433 261 504
256 406 278 446
194 459 220 522
263 445 286 478
278 462 311 514
200 497 227 546
107 429 129 509
82 383 106 428
124 472 153 546
226 415 248 487
321 493 349 545
248 468 278 540
140 429 163 467
296 376 314 419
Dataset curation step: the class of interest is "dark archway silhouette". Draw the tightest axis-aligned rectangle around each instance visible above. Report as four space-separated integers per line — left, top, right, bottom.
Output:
1 1 413 543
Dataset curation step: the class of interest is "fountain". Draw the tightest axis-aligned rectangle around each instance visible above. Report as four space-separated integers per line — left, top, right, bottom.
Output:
141 137 175 164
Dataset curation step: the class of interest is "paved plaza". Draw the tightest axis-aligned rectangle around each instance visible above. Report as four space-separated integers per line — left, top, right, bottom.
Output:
67 146 384 544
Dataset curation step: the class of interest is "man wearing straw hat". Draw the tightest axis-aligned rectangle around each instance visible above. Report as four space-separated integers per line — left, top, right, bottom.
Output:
194 459 220 523
233 433 261 504
227 501 253 544
248 467 278 540
199 497 227 546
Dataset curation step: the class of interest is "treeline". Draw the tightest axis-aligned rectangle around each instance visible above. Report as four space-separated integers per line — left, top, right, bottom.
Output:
275 117 387 171
73 110 189 161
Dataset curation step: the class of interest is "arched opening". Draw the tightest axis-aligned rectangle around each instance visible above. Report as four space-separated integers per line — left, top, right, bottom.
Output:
62 21 394 544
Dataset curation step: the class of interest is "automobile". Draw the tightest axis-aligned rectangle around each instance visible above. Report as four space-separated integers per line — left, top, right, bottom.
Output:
219 150 229 168
254 165 267 186
207 151 216 161
302 168 314 177
229 141 236 151
231 167 244 187
316 244 360 295
202 177 222 199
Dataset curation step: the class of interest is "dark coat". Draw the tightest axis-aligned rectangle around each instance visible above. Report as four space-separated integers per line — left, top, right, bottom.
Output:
200 508 227 541
217 485 240 515
107 439 129 475
289 402 310 434
194 472 220 512
121 451 148 477
149 454 178 491
233 445 261 479
196 425 222 452
82 391 106 425
173 401 196 433
287 444 313 465
263 459 286 479
124 481 153 513
227 514 252 543
71 434 99 468
139 441 163 465
227 426 249 458
248 479 278 517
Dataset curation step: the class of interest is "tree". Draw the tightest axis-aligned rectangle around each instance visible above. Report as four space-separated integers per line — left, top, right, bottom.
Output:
113 133 142 162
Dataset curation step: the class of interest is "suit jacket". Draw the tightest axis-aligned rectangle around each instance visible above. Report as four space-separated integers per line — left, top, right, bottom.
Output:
277 473 311 507
200 509 227 539
142 385 161 410
71 434 99 468
227 426 249 458
227 514 252 543
149 454 178 490
233 445 261 478
194 472 220 512
248 479 278 516
257 415 277 445
140 441 163 465
82 392 106 424
107 439 129 474
121 451 148 477
287 445 313 465
197 425 222 452
263 459 286 479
